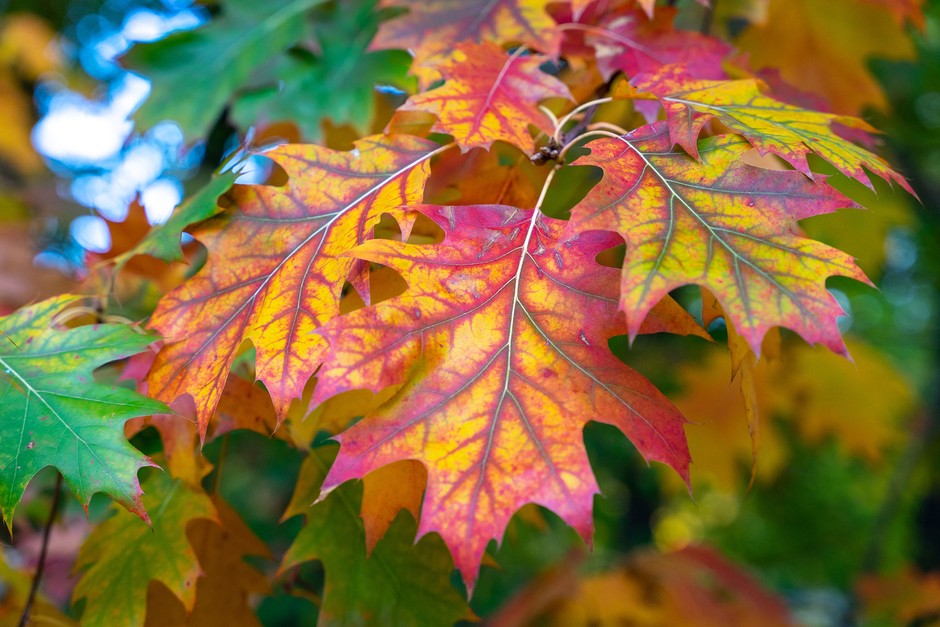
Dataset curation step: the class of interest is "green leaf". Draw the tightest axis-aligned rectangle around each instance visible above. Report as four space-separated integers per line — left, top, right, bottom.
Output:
73 472 217 627
231 0 414 140
0 296 168 527
281 448 473 626
115 171 237 266
124 0 327 141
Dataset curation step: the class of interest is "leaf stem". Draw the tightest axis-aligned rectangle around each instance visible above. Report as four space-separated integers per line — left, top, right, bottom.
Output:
586 121 630 136
553 97 614 144
558 129 627 162
555 23 662 60
19 472 63 627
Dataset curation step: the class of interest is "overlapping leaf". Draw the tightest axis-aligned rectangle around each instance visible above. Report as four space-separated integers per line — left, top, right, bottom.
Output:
545 545 797 626
0 296 167 526
124 0 327 141
313 203 701 589
631 65 914 192
73 473 217 627
586 7 731 81
146 135 441 434
281 449 472 625
399 42 572 153
231 0 413 141
372 0 559 86
734 0 915 115
144 498 271 627
568 123 868 356
115 173 237 266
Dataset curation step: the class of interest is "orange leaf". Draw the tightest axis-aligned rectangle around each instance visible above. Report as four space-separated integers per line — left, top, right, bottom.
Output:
400 42 572 153
858 568 940 625
541 545 797 626
313 203 699 590
734 0 916 115
568 123 869 356
424 144 545 208
361 460 427 554
372 0 560 86
146 135 442 437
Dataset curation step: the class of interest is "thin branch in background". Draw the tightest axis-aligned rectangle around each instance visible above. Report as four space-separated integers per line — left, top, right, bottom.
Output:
211 432 231 495
19 472 63 627
701 0 717 35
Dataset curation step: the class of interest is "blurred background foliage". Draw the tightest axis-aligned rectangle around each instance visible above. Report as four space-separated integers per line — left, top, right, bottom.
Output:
0 0 938 625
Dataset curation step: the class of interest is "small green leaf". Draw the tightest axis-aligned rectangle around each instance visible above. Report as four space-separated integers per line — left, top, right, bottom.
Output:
0 296 169 527
73 472 217 627
115 171 237 266
281 448 473 626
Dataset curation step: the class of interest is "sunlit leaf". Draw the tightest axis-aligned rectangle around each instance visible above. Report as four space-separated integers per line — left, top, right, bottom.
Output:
146 135 441 434
631 65 914 192
568 123 868 356
372 0 560 86
399 42 572 153
314 203 700 589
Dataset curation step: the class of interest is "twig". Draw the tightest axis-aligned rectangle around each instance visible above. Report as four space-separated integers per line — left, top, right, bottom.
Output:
701 0 718 35
19 472 63 627
212 433 231 495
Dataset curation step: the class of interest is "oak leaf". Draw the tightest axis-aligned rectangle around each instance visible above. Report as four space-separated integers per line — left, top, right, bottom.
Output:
568 123 868 356
115 173 237 266
587 7 731 81
734 0 915 115
231 0 413 141
372 0 560 86
145 135 441 435
399 41 572 153
124 0 328 141
73 473 217 627
312 203 701 589
631 65 913 192
0 296 167 526
144 498 271 627
281 449 472 625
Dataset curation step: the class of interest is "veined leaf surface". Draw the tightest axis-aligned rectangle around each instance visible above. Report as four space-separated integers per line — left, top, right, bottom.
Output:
146 135 440 435
73 474 217 627
400 41 572 153
313 203 699 590
0 296 167 526
372 0 559 86
124 0 327 141
632 66 913 193
568 123 868 356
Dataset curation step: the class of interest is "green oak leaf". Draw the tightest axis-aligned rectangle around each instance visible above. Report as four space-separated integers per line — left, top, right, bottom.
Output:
114 171 237 266
281 448 473 626
124 0 327 141
0 296 168 527
231 0 414 141
73 472 217 627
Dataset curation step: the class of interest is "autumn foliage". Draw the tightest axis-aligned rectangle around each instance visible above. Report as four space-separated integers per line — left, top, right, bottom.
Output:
0 0 933 625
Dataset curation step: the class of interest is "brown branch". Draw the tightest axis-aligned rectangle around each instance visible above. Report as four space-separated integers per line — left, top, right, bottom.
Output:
19 472 63 627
